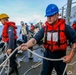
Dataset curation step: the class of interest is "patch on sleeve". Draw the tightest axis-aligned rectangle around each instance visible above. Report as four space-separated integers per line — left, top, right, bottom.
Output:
8 29 12 32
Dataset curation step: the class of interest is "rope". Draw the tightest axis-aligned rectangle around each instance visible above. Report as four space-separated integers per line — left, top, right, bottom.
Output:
27 49 64 61
0 54 10 75
6 54 10 75
0 46 19 67
62 64 68 75
0 46 20 74
0 62 7 75
62 61 76 75
27 49 76 75
0 47 76 75
0 42 6 54
23 61 42 75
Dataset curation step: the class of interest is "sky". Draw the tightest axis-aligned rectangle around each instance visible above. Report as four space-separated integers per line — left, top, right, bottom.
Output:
0 0 76 25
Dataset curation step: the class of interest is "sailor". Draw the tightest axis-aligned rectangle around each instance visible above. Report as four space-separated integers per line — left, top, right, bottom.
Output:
19 21 28 43
72 20 76 31
69 20 76 47
19 4 76 75
28 24 35 59
25 22 29 34
0 13 19 75
30 23 35 31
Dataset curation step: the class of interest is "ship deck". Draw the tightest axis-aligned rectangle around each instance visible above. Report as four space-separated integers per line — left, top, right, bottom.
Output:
0 45 76 75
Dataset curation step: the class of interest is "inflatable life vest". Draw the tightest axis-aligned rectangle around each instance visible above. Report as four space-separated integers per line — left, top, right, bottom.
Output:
2 22 18 42
72 23 76 30
43 19 67 52
30 25 35 31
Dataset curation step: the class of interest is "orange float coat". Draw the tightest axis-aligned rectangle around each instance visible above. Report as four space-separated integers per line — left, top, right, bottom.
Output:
43 19 67 52
2 22 18 42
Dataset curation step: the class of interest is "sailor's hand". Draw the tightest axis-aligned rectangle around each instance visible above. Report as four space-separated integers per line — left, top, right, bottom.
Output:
18 43 28 51
63 54 73 63
7 49 12 55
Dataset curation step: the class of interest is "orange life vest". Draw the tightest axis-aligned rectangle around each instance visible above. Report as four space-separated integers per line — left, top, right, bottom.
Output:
43 19 67 52
2 22 18 42
30 25 35 31
72 23 76 30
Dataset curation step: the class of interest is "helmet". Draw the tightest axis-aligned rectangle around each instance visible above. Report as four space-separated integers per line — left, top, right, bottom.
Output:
0 13 9 19
31 23 33 25
20 21 24 25
25 23 27 25
73 20 76 23
45 4 59 17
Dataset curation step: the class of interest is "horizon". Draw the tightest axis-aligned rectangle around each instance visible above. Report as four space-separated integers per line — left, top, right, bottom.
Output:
0 0 76 25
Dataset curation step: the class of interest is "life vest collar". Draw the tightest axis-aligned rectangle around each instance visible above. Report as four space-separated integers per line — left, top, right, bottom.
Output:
45 19 65 30
4 22 17 29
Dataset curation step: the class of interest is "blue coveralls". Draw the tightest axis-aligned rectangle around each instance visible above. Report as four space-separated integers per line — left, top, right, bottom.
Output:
7 26 18 75
34 25 76 75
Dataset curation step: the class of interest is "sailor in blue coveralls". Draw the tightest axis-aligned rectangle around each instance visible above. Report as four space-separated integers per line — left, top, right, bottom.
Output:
19 4 76 75
0 13 19 75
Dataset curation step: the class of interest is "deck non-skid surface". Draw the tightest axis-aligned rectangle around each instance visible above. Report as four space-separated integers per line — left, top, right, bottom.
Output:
18 61 42 75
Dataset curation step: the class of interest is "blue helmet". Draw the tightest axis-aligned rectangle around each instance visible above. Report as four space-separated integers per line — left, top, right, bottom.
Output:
31 23 33 25
25 23 27 25
45 4 59 17
73 20 76 23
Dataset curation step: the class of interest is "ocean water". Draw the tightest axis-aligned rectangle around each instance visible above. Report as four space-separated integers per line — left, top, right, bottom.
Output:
0 26 3 36
0 25 22 39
